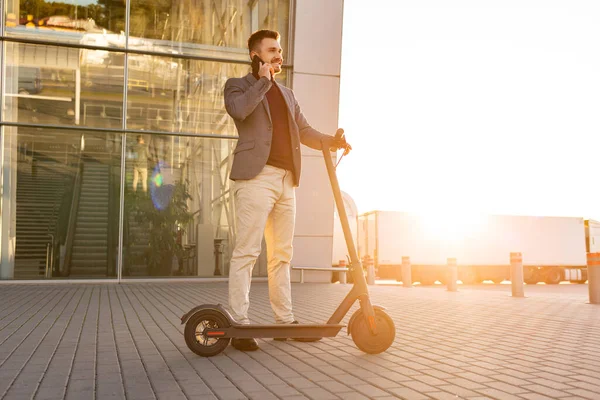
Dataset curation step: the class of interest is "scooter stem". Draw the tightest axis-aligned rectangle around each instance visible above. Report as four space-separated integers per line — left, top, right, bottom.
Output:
321 140 376 334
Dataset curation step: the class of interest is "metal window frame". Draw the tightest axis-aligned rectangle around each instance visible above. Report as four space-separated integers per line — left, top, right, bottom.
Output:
0 0 4 37
0 122 239 140
0 36 293 68
117 0 132 283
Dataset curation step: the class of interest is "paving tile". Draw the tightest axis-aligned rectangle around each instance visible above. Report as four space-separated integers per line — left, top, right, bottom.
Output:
475 388 526 400
285 376 319 389
520 393 556 400
361 376 403 389
351 384 389 398
268 385 304 397
527 378 575 391
428 392 465 400
444 377 486 390
316 380 355 394
387 387 430 399
298 387 339 400
486 381 530 394
522 384 572 398
564 388 600 399
247 391 280 400
437 384 480 398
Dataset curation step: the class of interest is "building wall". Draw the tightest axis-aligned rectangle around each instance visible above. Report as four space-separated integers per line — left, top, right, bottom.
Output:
291 0 344 283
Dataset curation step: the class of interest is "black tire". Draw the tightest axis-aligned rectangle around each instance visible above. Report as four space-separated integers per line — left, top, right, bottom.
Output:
184 309 231 357
544 269 562 285
419 278 436 286
350 308 395 355
459 268 478 285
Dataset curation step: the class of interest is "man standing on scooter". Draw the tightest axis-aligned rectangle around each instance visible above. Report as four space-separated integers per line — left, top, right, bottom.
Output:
224 29 350 351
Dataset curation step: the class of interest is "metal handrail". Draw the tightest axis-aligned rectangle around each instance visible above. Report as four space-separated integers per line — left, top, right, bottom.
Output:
44 200 59 278
61 135 85 276
107 154 118 277
45 233 54 278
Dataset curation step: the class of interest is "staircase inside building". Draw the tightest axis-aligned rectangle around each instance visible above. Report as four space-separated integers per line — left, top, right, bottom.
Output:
14 131 118 279
68 159 110 277
15 160 73 278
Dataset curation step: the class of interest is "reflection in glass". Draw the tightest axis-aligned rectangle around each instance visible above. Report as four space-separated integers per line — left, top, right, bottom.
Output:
126 54 288 135
123 133 236 278
4 0 125 47
12 127 121 279
3 42 124 128
128 0 290 60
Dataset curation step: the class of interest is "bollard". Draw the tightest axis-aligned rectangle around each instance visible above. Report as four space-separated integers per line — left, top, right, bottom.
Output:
366 256 375 285
401 256 412 288
510 252 525 298
447 258 458 292
339 259 347 284
587 252 600 304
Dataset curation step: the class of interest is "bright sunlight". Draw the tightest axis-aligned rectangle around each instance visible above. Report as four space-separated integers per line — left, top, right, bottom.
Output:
337 0 600 220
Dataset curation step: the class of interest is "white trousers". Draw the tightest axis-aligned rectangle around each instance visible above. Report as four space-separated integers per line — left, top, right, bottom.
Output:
132 167 148 192
228 165 296 324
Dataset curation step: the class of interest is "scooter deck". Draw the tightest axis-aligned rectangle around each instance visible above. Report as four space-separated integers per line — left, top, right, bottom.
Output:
204 323 345 339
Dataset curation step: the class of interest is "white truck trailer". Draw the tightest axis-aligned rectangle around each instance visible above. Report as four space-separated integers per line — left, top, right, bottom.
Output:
345 210 600 285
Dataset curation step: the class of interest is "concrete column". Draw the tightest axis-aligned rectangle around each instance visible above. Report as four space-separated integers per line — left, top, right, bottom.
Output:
0 40 19 279
290 0 343 283
338 259 347 284
366 256 375 285
587 252 600 304
401 256 412 288
510 252 525 298
447 258 458 292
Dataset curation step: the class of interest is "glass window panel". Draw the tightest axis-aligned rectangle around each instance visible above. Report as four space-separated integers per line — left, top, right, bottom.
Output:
123 133 238 278
126 54 289 134
128 0 290 61
2 42 124 128
8 126 121 279
4 0 125 48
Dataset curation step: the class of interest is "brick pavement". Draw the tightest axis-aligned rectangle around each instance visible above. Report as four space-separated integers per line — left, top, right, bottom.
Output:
0 281 599 400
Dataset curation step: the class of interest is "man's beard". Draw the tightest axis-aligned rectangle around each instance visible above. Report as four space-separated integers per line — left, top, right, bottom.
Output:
271 59 283 73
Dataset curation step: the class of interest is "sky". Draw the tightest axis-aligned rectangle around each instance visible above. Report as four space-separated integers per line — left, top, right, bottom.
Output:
337 0 600 221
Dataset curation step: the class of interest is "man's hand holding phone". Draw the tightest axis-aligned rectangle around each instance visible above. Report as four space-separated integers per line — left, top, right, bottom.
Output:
258 62 274 80
252 55 274 81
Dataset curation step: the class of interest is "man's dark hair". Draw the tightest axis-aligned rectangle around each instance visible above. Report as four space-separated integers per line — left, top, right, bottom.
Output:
247 29 280 54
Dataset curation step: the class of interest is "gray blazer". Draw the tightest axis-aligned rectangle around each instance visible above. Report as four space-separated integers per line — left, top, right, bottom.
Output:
224 73 329 187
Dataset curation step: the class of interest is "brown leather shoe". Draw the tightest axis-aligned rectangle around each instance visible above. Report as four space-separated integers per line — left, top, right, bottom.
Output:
231 338 259 351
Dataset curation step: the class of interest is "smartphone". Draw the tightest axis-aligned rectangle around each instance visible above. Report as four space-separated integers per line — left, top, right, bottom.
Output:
252 55 274 81
251 55 263 77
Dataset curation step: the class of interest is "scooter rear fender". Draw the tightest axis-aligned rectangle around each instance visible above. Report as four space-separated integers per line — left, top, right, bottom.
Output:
180 303 235 325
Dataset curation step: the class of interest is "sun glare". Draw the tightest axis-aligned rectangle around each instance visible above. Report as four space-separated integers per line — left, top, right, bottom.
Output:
416 209 487 245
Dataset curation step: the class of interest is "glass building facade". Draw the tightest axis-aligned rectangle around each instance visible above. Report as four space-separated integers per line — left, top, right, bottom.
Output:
1 0 293 280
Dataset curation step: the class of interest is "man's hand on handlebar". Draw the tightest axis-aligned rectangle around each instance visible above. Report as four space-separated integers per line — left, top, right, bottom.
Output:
322 128 352 155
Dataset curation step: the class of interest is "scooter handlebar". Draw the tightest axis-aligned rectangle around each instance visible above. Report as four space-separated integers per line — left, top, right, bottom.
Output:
323 128 351 155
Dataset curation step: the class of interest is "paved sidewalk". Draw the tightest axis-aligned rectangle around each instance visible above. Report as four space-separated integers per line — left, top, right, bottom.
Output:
0 281 599 400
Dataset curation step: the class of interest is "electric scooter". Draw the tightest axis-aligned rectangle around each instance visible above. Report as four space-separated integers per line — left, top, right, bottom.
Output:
181 129 396 357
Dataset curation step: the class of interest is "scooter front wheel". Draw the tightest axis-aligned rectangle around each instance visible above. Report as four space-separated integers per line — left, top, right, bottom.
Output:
184 309 231 357
350 308 395 354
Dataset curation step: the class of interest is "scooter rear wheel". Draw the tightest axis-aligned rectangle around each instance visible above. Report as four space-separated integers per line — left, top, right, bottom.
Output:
184 309 231 357
350 308 395 354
